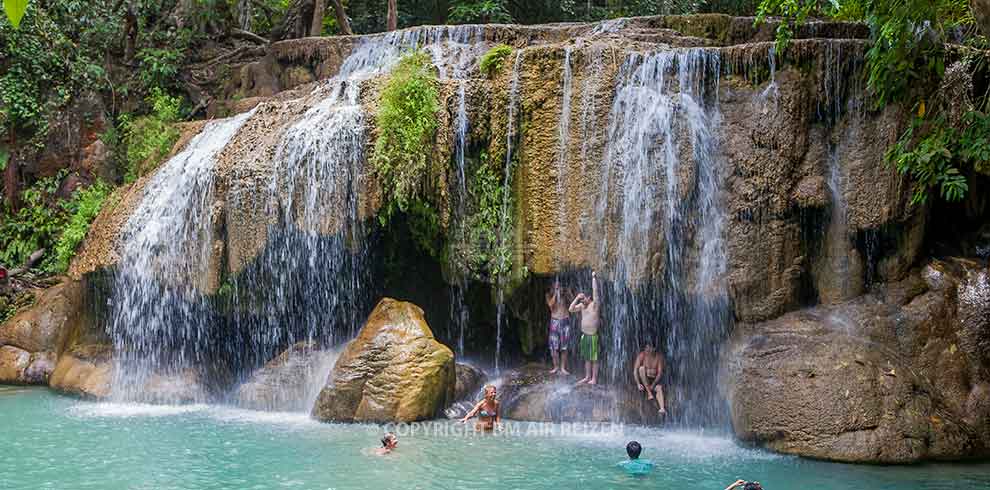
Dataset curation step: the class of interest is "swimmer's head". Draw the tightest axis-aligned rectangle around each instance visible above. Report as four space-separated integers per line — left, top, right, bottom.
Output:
381 432 398 449
743 483 762 490
625 441 642 459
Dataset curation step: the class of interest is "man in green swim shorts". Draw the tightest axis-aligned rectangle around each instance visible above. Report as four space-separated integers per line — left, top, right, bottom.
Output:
570 270 601 385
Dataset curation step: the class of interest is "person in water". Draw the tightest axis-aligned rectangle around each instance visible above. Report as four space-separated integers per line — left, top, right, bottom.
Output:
570 270 601 385
545 280 572 375
375 432 398 455
725 480 763 490
459 385 501 431
632 340 667 415
616 440 654 475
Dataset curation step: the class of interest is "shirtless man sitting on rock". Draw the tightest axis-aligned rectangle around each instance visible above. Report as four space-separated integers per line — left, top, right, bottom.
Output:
632 340 666 415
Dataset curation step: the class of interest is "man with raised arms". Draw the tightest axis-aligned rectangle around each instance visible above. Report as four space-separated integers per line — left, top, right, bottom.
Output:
570 271 601 385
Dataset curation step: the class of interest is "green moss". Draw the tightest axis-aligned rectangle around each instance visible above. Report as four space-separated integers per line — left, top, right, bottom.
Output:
372 50 440 216
663 14 733 44
479 44 513 78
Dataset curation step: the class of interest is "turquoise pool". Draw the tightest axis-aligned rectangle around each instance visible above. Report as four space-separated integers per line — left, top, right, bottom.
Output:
2 386 989 489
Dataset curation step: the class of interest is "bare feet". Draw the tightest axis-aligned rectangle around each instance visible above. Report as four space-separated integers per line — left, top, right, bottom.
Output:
575 377 589 385
658 407 666 415
560 368 571 375
548 368 558 374
587 379 597 385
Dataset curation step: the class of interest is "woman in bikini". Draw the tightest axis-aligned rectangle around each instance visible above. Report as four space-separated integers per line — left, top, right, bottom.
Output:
459 385 501 431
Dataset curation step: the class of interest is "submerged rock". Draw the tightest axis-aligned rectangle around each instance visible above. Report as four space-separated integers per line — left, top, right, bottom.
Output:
497 363 661 424
723 258 990 463
235 342 337 411
312 298 455 423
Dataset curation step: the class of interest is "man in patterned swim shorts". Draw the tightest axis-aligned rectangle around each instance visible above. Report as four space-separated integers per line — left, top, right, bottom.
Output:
546 280 571 375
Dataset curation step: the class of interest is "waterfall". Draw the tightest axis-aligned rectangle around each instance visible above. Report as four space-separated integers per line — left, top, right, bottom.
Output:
556 47 574 248
494 51 525 373
106 24 487 406
596 49 729 426
445 26 483 357
451 80 471 355
107 110 256 402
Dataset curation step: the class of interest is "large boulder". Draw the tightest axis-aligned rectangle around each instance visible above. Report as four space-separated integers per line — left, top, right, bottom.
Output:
0 346 56 384
497 363 661 424
723 259 990 463
311 298 455 423
235 342 337 411
49 345 112 399
1 281 89 386
0 282 80 353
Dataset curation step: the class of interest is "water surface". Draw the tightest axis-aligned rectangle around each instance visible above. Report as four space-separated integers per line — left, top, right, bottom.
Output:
2 387 989 490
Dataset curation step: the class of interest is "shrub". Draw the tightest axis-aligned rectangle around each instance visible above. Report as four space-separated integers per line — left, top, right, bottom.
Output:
121 88 182 183
0 171 67 269
479 44 513 77
449 0 512 24
372 50 440 215
52 181 112 272
888 110 990 205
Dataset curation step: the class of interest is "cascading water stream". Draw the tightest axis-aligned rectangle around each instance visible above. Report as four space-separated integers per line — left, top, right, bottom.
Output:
595 49 729 426
444 26 483 357
107 109 256 402
494 51 525 374
555 47 574 251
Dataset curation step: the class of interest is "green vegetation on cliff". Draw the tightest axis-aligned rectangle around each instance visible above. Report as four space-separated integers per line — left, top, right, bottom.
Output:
120 89 183 183
0 171 110 273
479 44 514 77
53 181 113 272
757 0 989 204
372 51 440 214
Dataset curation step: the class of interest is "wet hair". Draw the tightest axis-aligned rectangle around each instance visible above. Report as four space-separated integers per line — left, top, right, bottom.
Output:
743 482 763 490
381 432 397 448
625 441 642 459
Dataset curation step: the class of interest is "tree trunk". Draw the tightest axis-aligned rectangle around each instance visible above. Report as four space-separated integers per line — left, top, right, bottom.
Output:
387 0 398 31
237 0 252 30
330 0 352 35
310 0 326 36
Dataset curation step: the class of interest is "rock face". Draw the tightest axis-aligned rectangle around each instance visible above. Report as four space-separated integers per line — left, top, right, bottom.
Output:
454 362 487 401
312 298 455 423
0 282 86 385
49 345 112 399
723 259 990 463
497 364 661 424
236 342 337 411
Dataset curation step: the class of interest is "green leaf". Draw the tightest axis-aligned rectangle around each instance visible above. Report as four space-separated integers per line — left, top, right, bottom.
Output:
3 0 28 28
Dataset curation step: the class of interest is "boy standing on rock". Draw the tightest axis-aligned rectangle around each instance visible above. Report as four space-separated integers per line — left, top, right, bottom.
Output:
570 270 601 385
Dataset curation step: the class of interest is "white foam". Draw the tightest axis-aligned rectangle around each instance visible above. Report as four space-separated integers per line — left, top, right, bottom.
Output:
203 406 318 427
69 402 209 418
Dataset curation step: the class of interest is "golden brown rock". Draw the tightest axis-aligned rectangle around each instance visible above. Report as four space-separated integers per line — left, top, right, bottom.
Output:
312 298 455 423
49 351 111 399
